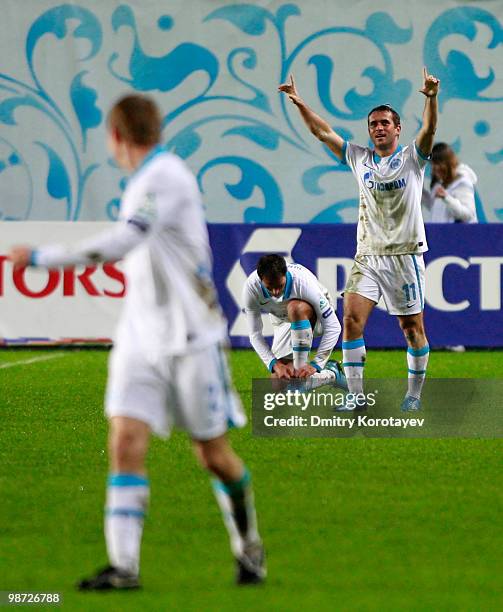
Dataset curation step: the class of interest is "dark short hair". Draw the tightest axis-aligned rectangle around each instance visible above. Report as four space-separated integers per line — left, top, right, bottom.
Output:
108 94 162 146
256 254 287 280
367 105 401 127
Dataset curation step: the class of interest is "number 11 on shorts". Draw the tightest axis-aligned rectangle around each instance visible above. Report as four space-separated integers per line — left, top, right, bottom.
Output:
402 282 416 303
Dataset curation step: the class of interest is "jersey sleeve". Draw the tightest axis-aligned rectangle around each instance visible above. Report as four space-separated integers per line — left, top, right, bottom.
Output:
32 190 158 268
343 142 367 173
242 281 276 371
412 140 431 170
298 279 341 370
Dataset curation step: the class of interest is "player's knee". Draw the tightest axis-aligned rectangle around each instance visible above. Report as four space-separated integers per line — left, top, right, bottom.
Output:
110 428 146 470
400 320 424 343
343 312 363 337
287 299 313 322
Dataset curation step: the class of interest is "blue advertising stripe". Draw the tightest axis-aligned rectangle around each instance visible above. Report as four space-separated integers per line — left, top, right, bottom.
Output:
206 224 503 349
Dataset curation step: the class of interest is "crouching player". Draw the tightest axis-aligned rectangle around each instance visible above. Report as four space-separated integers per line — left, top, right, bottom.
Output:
243 254 346 389
9 94 265 589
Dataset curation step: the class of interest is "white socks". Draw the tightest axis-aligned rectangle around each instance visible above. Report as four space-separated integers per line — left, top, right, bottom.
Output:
105 473 149 576
290 320 313 370
342 338 366 394
407 345 430 398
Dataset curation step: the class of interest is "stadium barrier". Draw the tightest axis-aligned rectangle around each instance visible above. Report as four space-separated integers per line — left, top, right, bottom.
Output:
1 223 502 347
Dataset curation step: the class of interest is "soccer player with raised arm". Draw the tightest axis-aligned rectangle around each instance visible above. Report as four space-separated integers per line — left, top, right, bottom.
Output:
243 254 346 389
279 68 439 411
9 95 265 589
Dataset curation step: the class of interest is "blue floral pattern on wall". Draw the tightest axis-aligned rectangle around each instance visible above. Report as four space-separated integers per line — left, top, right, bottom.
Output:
0 1 502 222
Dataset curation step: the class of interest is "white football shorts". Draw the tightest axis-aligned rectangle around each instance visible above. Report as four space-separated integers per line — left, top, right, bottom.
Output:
105 342 246 440
345 254 425 315
270 315 324 360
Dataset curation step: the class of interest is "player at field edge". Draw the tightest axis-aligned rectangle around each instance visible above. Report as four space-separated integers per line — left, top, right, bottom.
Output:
243 253 347 389
279 67 439 411
9 94 265 589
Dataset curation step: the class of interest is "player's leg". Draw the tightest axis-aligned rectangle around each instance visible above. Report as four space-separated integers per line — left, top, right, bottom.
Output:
383 254 429 411
193 435 265 584
178 344 264 584
79 347 167 591
287 299 315 371
105 417 151 574
342 292 375 395
270 318 294 379
78 417 151 590
398 312 430 411
285 299 346 389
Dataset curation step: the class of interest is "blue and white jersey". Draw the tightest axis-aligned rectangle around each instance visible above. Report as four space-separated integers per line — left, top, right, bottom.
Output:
344 141 429 255
242 262 340 370
34 146 227 358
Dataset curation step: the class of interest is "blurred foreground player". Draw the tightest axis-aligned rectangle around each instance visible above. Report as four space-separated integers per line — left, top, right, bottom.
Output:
279 68 439 411
9 95 265 589
243 254 346 389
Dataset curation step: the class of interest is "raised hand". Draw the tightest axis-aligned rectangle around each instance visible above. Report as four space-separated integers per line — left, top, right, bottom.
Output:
419 66 440 98
278 74 302 105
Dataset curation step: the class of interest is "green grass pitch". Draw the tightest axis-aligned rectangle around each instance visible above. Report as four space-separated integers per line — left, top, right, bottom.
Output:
1 349 502 611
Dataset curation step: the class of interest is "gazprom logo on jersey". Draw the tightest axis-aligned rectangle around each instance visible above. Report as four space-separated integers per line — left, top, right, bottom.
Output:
390 157 402 170
364 170 406 191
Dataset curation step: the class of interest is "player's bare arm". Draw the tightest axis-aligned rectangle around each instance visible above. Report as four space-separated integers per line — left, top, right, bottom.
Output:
278 74 345 160
416 66 439 157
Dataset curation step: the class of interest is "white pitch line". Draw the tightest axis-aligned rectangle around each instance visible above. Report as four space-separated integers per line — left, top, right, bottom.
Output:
0 353 67 370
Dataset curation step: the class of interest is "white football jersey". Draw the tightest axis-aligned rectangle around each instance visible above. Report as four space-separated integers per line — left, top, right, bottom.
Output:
344 140 429 255
242 262 341 371
427 163 478 223
34 146 227 358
